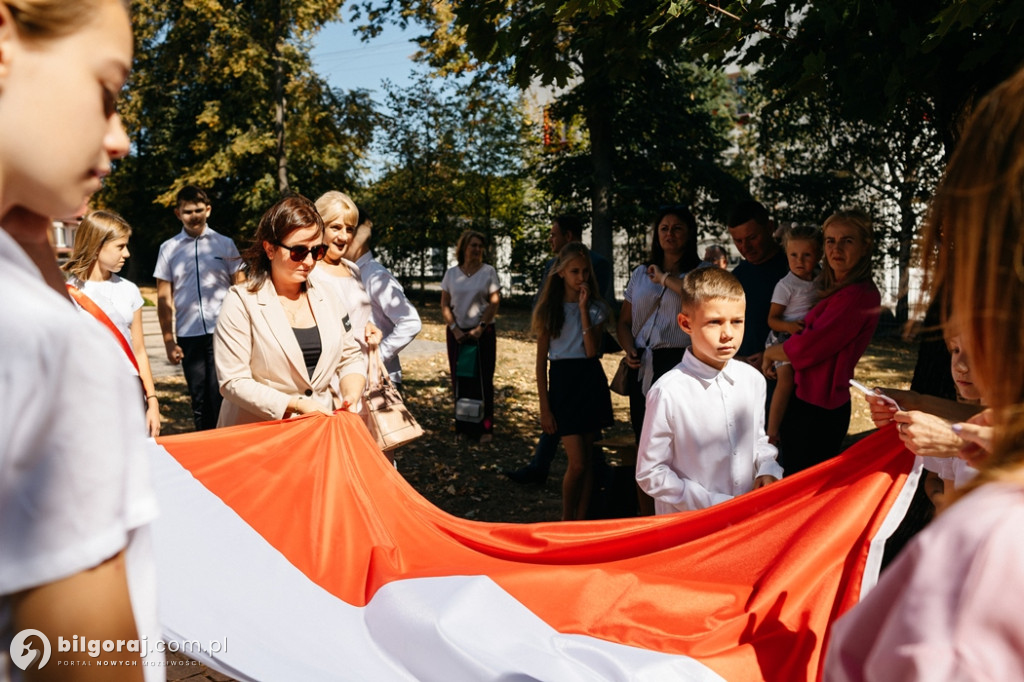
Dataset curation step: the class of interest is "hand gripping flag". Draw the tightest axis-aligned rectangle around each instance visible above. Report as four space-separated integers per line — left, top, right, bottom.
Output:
149 413 917 681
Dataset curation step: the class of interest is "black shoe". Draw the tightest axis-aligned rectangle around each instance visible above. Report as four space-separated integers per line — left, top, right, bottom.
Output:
503 466 548 485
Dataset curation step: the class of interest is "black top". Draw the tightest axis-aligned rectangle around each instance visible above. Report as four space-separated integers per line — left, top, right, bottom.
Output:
732 249 790 357
291 326 322 378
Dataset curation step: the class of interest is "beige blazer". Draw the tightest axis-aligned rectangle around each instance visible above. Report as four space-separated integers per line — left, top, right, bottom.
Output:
214 277 363 428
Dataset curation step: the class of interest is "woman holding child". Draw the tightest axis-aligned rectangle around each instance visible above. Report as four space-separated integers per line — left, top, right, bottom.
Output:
824 66 1024 681
762 210 880 474
617 205 702 441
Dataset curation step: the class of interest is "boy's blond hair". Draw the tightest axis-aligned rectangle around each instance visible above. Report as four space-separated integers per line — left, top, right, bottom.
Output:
680 266 745 314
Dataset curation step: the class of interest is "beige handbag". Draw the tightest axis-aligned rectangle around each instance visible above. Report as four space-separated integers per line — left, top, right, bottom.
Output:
364 348 424 452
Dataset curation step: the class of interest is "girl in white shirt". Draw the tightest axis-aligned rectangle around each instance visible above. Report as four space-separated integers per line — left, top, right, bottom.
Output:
534 243 614 521
64 211 161 436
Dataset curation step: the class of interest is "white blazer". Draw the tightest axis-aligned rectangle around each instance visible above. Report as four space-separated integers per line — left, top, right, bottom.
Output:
214 277 363 427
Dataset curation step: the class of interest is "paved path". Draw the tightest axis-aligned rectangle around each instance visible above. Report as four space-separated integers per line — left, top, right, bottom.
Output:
142 307 446 379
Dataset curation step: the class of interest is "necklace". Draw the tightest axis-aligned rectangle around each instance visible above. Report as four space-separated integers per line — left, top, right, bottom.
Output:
279 294 308 326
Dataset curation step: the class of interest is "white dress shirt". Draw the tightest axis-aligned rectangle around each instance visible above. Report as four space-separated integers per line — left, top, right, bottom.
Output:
922 455 978 489
153 226 241 337
355 251 421 383
636 348 783 513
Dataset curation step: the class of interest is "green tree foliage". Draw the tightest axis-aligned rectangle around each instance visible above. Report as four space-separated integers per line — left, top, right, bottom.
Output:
351 0 742 280
359 74 531 298
537 58 746 263
98 0 377 280
748 90 943 322
661 0 1024 157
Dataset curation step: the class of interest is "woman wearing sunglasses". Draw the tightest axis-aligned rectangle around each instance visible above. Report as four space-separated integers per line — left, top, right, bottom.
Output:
214 194 365 428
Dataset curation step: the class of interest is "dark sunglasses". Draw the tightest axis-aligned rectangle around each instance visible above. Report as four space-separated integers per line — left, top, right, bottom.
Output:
273 241 328 262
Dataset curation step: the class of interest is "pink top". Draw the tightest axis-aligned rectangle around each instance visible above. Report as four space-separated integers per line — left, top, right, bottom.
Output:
824 482 1024 681
783 280 880 409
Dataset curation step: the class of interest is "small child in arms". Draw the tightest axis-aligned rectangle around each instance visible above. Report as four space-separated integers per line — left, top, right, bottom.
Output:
636 267 782 513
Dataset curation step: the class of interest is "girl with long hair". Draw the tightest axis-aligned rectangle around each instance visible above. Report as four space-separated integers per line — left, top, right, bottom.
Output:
534 243 614 520
824 65 1024 681
0 0 162 674
64 210 161 436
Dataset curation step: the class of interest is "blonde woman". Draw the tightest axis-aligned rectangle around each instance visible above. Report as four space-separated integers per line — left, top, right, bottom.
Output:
310 191 382 359
761 210 881 473
824 68 1024 681
64 210 161 436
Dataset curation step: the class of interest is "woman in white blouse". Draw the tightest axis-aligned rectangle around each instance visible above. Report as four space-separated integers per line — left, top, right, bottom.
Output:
310 191 382 360
616 205 702 441
214 195 364 427
441 229 501 442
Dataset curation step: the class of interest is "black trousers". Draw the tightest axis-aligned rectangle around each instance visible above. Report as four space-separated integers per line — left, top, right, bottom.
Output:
446 324 496 437
779 395 851 475
178 334 222 431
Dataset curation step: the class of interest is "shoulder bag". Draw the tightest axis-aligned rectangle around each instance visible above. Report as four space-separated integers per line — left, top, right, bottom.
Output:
364 347 424 451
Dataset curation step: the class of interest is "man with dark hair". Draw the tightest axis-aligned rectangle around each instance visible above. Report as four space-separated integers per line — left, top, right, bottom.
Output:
154 185 243 430
505 215 615 485
726 200 789 367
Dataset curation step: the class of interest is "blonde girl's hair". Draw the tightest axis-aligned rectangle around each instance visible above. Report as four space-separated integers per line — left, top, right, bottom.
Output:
62 210 132 281
455 229 487 267
532 242 608 339
4 0 109 39
817 209 874 298
314 191 359 229
921 67 1024 487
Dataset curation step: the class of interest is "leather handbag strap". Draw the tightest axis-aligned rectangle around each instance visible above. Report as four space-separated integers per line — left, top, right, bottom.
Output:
66 283 140 374
366 346 392 391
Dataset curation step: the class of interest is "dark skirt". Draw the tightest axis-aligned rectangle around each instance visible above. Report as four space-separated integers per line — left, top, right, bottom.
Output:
548 357 614 436
779 395 852 474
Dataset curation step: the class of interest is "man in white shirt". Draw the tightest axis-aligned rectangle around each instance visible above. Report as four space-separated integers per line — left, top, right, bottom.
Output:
636 267 781 513
154 186 242 430
345 210 421 388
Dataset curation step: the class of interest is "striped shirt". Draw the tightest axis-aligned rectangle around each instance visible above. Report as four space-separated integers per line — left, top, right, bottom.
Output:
623 265 691 351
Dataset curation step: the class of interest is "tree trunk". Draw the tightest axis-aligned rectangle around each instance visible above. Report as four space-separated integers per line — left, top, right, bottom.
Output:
580 51 615 277
272 8 288 194
895 190 917 326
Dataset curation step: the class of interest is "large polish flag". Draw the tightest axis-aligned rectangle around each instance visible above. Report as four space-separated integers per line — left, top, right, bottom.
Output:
149 413 917 681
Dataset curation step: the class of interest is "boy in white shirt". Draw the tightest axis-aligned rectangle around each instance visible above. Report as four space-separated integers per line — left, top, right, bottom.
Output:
636 267 782 513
